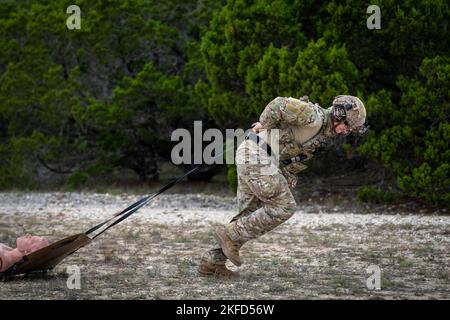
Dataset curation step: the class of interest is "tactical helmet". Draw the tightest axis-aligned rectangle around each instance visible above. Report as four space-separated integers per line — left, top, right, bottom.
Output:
331 95 367 132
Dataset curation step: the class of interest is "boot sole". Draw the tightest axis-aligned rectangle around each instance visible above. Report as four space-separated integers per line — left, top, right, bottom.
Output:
214 230 242 267
197 268 239 278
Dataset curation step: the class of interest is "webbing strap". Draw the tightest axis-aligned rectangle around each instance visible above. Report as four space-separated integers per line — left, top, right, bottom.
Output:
245 131 272 156
84 196 151 235
281 154 308 166
246 131 309 166
86 166 201 239
85 129 254 239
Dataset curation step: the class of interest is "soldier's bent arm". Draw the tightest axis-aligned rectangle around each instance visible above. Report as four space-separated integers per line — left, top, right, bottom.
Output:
259 97 321 129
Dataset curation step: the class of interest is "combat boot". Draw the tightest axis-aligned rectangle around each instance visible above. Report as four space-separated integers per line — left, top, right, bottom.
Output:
197 259 239 277
214 227 243 266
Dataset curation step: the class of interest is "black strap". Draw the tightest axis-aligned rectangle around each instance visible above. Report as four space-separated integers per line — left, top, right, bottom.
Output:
85 129 252 239
245 131 310 166
245 131 272 156
84 196 151 235
281 154 308 166
86 165 201 239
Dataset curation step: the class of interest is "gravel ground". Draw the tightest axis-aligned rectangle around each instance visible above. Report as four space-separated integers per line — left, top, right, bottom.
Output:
0 192 449 299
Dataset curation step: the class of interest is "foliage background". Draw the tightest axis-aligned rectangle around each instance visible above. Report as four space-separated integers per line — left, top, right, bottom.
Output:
0 0 448 207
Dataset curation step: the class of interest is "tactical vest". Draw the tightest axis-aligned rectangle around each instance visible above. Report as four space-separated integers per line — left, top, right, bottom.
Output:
260 100 333 175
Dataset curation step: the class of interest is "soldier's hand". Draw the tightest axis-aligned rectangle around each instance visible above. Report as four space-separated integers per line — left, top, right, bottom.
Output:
251 122 263 133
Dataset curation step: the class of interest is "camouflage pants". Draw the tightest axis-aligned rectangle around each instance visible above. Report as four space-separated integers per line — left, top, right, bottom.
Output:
204 139 297 264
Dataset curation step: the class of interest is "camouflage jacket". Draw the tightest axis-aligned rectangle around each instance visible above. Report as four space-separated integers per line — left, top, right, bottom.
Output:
258 96 335 176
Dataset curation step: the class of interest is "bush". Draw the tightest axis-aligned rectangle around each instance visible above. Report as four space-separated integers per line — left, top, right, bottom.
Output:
227 165 238 193
357 186 400 204
66 171 89 189
360 56 450 207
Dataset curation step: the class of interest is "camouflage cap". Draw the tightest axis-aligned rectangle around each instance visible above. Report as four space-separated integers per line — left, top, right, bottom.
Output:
331 95 366 129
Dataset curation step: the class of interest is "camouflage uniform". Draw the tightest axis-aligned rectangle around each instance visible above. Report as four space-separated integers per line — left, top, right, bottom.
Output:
204 96 336 265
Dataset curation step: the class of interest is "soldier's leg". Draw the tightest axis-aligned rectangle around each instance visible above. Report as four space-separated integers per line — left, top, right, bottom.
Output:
200 172 262 267
232 172 263 222
214 162 296 266
226 168 296 243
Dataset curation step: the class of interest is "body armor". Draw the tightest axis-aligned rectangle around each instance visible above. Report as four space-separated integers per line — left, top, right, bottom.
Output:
258 97 335 175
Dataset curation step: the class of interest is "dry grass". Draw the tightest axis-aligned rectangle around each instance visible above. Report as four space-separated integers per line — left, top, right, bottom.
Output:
1 211 449 300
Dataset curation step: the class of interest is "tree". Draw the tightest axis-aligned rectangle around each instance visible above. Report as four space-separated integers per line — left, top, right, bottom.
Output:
0 0 222 187
360 56 450 206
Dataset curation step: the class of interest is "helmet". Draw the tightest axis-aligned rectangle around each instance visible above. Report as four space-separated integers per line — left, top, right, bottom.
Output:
331 95 367 131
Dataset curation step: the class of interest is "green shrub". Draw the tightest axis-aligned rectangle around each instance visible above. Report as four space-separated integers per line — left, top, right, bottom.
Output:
360 56 450 207
227 165 238 193
66 171 89 189
357 186 400 204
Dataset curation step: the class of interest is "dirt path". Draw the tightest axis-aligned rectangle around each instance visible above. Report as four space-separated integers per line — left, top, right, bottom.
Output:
0 192 449 299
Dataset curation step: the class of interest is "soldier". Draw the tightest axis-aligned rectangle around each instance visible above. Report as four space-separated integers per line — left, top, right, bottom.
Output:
198 95 367 277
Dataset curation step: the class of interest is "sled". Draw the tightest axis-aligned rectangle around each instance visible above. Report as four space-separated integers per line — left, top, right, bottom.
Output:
0 165 202 280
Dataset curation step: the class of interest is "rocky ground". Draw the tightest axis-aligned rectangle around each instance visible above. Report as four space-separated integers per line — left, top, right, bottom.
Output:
0 192 449 299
